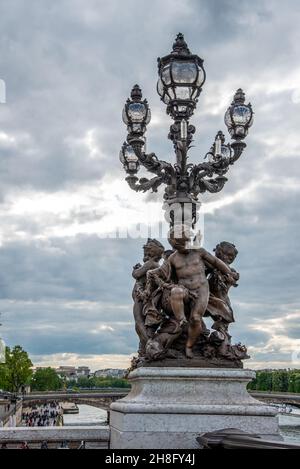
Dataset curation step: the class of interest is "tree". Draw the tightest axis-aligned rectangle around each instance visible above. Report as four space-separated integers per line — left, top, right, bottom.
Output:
31 367 63 391
247 375 257 391
76 376 90 388
289 372 300 393
0 346 33 392
272 370 289 392
256 371 273 391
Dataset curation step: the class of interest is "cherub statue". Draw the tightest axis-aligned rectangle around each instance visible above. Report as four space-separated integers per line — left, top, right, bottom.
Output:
206 241 245 358
166 227 239 358
132 238 164 354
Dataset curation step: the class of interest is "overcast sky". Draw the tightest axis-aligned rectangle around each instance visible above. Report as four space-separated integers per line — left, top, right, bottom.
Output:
0 0 300 371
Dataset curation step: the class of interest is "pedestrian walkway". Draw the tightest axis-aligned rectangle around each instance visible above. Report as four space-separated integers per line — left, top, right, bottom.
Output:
22 402 63 427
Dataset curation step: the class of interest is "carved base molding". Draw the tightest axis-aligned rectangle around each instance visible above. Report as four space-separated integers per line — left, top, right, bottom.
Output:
110 367 281 449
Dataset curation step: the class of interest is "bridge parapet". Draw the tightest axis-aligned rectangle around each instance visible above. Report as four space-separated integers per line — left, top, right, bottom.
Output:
0 426 109 449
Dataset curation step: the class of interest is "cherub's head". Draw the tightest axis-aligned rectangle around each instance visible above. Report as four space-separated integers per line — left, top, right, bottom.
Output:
143 238 164 262
168 225 191 253
145 338 164 360
214 241 238 265
163 249 174 260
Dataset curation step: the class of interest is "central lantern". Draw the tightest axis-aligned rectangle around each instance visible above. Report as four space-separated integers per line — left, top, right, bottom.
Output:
157 33 206 119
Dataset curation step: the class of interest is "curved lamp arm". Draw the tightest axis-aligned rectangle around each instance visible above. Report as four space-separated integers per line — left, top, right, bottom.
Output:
125 175 164 193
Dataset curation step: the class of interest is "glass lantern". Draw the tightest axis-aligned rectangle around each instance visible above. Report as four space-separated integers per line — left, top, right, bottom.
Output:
119 143 140 174
122 85 151 138
157 33 206 119
224 89 253 140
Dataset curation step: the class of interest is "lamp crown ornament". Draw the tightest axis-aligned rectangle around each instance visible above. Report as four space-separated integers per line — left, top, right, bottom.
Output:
130 84 143 100
171 32 191 55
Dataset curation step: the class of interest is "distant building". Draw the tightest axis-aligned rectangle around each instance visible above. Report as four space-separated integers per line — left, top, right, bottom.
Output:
56 366 91 382
77 366 90 377
94 369 126 379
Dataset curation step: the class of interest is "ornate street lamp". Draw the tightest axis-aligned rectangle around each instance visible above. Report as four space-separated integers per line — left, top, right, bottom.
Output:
224 88 253 140
157 32 205 120
122 84 151 143
120 33 253 228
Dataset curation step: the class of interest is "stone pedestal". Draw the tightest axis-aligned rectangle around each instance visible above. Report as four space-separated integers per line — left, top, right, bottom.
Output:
110 367 280 449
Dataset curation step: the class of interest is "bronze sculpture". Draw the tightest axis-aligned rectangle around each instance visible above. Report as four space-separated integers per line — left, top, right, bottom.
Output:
130 230 249 368
120 34 253 369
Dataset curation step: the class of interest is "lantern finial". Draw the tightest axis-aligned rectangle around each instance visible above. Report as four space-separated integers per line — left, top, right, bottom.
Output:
172 33 190 55
131 84 143 101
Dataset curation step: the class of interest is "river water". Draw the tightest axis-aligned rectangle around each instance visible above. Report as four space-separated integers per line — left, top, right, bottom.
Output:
278 407 300 443
63 405 107 426
63 404 300 444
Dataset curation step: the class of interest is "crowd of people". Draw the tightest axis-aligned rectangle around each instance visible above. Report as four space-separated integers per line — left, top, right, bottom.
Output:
22 402 62 427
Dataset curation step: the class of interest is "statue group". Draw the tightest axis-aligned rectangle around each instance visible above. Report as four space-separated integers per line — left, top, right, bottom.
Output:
131 226 249 368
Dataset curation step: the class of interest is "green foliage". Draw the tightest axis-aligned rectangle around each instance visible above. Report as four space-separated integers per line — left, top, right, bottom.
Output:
288 372 300 393
67 376 130 390
0 346 33 392
247 369 300 393
257 371 273 391
247 375 257 391
272 370 289 392
31 367 63 391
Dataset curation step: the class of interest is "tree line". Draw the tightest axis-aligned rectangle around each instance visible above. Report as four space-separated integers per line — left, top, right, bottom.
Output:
247 369 300 393
0 345 129 392
2 345 299 394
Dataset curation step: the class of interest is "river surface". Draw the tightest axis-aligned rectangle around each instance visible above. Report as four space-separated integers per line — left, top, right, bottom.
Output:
63 405 107 426
278 407 300 443
63 404 300 444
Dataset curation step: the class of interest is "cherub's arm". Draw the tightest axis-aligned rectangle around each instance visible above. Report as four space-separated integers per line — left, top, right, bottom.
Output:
147 260 171 287
200 248 237 279
132 260 158 280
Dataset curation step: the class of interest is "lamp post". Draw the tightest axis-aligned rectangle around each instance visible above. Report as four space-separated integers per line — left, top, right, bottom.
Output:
120 33 253 229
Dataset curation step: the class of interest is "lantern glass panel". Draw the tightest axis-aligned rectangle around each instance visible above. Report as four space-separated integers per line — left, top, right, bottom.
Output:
221 145 231 158
172 61 197 84
128 103 146 122
145 108 151 124
224 109 232 127
122 107 128 124
175 86 191 100
125 146 138 162
196 66 205 86
232 105 251 125
162 64 171 85
157 79 164 97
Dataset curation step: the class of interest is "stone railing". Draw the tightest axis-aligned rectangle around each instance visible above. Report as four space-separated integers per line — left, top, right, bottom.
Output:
0 401 23 427
0 425 110 449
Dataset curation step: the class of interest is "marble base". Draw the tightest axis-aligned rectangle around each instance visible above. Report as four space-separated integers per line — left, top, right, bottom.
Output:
110 367 280 449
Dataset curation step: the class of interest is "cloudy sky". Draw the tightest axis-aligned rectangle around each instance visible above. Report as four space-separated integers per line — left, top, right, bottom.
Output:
0 0 300 371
